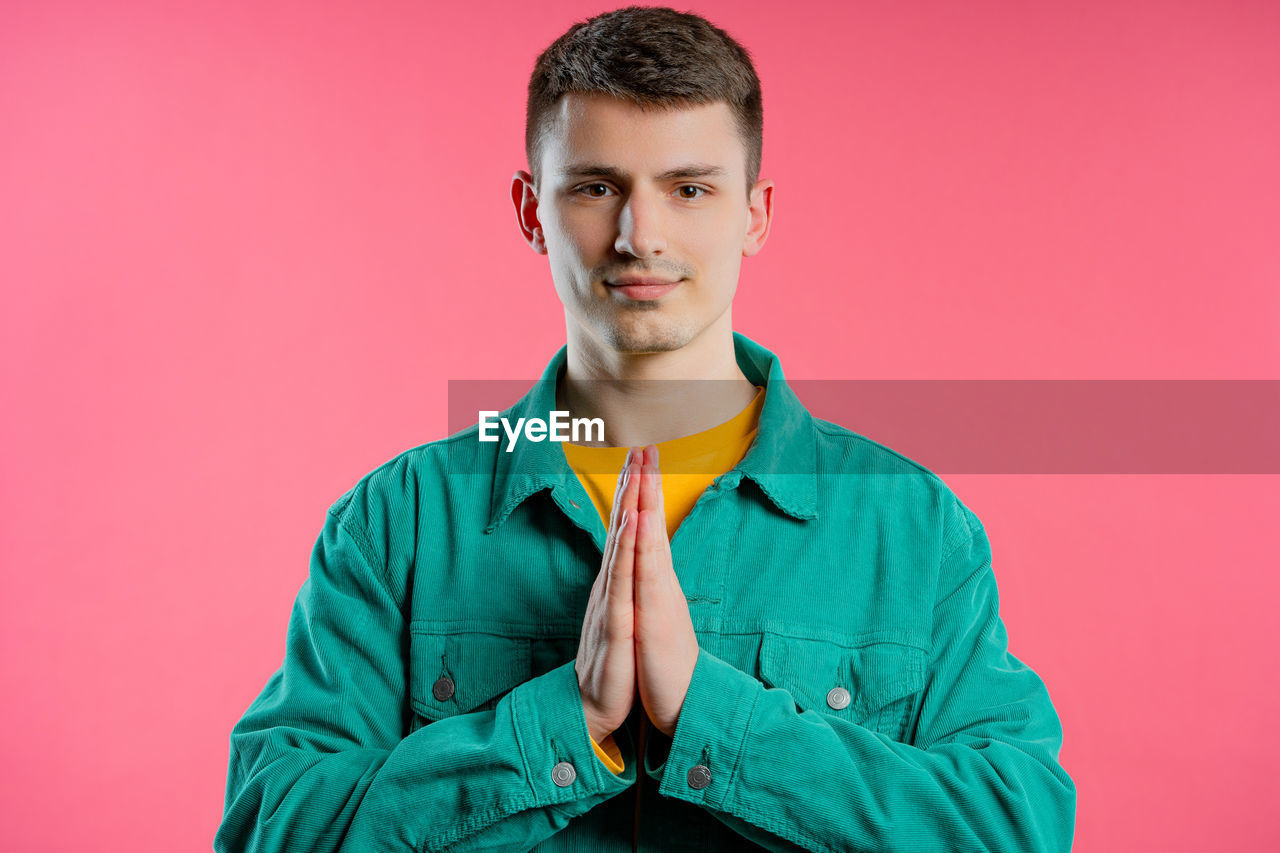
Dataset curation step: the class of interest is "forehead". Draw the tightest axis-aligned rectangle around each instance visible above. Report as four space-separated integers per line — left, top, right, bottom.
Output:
541 92 744 178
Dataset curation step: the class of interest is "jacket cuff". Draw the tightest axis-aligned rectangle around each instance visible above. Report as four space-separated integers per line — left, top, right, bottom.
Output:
513 659 637 802
646 647 761 809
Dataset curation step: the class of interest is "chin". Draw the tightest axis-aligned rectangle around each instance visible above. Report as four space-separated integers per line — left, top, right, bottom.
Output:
603 325 693 353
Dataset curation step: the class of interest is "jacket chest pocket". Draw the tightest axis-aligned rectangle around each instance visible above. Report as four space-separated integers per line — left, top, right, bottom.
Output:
758 632 926 743
407 625 581 732
408 628 533 730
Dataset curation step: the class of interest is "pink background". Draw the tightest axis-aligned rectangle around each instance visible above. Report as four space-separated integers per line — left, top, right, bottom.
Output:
3 0 1278 850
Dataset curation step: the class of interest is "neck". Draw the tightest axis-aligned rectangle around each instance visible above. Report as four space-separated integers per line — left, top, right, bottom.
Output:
556 316 759 448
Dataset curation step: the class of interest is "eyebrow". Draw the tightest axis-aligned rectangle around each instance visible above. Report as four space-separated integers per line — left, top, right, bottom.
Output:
558 163 729 182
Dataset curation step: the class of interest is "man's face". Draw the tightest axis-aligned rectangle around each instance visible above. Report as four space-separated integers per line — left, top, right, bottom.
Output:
514 93 771 355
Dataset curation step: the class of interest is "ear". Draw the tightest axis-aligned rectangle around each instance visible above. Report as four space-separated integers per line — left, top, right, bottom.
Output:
511 170 547 255
742 178 774 257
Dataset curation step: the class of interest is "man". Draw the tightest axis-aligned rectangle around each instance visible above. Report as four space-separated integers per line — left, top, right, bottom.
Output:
216 6 1076 851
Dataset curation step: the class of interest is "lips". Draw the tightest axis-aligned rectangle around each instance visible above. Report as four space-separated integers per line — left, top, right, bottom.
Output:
605 277 682 300
609 277 678 286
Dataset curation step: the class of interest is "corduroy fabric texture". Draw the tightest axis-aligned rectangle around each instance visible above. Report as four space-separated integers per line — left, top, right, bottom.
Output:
215 331 1076 852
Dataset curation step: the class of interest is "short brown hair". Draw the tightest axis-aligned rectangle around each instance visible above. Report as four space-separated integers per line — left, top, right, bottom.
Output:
525 6 763 200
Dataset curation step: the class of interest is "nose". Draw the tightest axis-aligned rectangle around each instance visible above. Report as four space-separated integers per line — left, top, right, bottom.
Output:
614 187 666 258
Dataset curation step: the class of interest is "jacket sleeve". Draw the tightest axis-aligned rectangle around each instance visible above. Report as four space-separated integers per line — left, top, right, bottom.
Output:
215 500 636 853
641 500 1077 852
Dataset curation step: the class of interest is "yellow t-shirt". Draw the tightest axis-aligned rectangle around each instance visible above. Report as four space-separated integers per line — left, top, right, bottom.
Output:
561 385 765 774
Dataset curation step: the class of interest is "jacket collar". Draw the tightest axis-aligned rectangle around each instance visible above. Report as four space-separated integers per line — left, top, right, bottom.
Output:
485 331 817 534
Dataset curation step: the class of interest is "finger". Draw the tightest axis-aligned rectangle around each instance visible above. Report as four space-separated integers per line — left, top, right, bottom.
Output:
649 444 666 520
609 447 634 526
606 507 637 639
604 453 641 586
633 507 659 612
606 449 639 557
600 450 633 576
638 446 658 514
618 448 641 519
639 446 667 546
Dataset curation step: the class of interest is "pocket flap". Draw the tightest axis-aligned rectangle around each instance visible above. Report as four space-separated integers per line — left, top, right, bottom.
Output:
759 633 925 722
410 629 531 720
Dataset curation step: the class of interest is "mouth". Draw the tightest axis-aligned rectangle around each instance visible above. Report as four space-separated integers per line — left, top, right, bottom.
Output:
605 278 683 301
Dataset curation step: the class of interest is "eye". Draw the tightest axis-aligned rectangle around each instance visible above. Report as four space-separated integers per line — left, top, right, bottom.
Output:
575 183 613 198
676 185 708 200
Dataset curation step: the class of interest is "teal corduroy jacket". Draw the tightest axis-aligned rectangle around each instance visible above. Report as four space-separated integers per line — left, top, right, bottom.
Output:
216 331 1076 852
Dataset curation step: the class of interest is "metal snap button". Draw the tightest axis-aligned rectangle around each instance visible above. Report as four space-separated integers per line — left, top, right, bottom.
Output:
432 676 455 702
826 686 851 710
552 761 577 787
687 764 711 790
